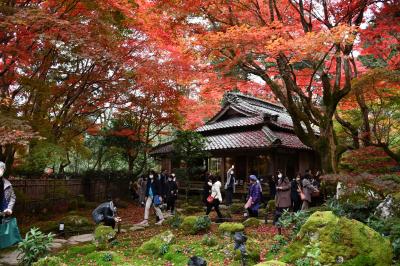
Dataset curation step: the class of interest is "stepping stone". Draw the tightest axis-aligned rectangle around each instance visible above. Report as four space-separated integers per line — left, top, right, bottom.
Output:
119 229 127 233
49 242 64 250
129 226 145 232
67 233 94 245
0 250 21 266
53 238 68 244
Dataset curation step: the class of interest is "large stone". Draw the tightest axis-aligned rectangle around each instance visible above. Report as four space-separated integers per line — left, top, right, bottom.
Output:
283 211 393 266
0 250 21 266
137 230 175 256
49 242 64 250
67 233 94 244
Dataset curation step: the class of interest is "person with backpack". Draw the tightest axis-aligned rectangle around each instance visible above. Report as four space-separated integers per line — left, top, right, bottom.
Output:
137 171 164 226
92 200 121 229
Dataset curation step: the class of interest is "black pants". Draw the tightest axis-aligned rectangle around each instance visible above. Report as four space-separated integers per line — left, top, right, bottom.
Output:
104 219 116 229
273 207 289 225
167 196 176 213
292 199 301 212
225 188 233 205
247 208 258 217
206 199 223 218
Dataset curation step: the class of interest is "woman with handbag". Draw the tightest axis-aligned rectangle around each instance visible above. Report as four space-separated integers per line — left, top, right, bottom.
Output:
205 175 223 222
0 161 22 249
301 173 319 210
137 171 164 226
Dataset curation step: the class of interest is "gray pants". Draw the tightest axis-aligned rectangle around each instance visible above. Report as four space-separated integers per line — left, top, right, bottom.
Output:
301 200 310 210
144 197 163 220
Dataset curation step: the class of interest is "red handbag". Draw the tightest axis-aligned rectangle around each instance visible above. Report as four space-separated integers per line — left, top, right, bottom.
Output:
207 195 214 203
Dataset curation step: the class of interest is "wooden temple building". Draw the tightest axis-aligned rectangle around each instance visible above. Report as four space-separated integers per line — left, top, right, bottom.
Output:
150 92 319 190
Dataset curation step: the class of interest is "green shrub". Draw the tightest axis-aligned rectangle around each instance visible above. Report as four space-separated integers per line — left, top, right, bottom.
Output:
267 200 275 212
63 215 93 235
202 234 218 246
194 215 211 232
181 216 210 235
218 222 244 234
243 217 262 227
94 225 116 250
32 256 64 266
137 230 175 256
229 203 244 214
167 214 183 229
18 228 55 266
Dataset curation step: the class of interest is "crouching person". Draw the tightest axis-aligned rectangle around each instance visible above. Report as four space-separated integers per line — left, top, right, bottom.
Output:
92 200 121 229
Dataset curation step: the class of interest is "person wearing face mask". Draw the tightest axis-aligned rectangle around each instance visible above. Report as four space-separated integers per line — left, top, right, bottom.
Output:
274 170 291 226
291 173 302 212
0 162 15 219
137 171 164 226
224 165 235 206
166 173 178 215
301 170 318 210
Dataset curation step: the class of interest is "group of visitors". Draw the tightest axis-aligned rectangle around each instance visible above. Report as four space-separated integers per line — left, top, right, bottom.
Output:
201 166 321 225
134 170 178 226
273 169 320 225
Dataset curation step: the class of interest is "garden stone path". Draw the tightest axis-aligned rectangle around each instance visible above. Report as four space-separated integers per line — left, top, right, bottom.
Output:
67 233 94 245
0 250 21 266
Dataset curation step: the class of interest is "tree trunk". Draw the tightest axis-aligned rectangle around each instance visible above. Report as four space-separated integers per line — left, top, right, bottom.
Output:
314 124 338 174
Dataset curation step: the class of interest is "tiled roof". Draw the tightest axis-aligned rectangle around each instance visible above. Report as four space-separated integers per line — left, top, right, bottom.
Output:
150 128 311 155
196 116 264 132
274 131 311 150
204 130 272 150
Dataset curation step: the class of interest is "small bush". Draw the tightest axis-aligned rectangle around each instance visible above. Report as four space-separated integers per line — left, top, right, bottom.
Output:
202 234 218 246
243 217 262 227
267 200 275 212
94 225 116 250
18 228 55 266
218 222 245 234
167 214 183 228
229 203 244 214
32 256 64 266
181 216 210 235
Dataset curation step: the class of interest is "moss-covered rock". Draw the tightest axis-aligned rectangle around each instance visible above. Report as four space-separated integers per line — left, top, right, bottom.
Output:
218 222 245 234
180 215 211 235
32 256 65 266
243 218 262 227
94 225 116 249
137 230 176 256
255 260 287 266
283 211 393 266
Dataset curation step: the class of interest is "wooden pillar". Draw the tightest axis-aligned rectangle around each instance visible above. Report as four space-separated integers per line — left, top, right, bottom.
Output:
221 157 225 184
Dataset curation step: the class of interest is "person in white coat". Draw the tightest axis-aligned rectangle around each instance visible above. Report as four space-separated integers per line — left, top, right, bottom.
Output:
205 175 223 221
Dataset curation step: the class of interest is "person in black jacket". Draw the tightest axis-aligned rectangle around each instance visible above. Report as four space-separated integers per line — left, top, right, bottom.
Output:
137 171 164 226
291 173 302 212
166 173 178 215
92 200 121 229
